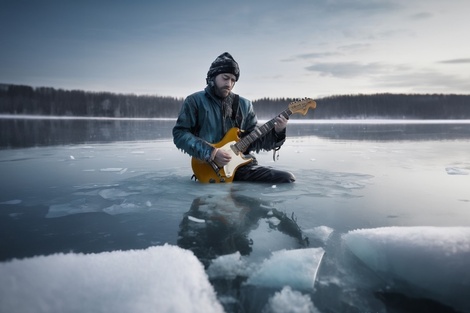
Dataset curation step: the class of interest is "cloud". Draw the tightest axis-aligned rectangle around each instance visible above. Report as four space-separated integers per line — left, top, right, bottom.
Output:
376 70 470 90
337 43 371 52
438 58 470 64
284 44 371 63
306 61 470 93
322 0 400 14
282 52 340 62
409 12 433 20
305 62 390 78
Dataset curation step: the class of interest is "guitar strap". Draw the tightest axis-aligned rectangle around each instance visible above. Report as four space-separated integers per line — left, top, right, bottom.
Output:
231 94 240 127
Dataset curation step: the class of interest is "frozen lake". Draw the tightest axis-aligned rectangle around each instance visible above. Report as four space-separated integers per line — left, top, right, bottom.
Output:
1 118 470 313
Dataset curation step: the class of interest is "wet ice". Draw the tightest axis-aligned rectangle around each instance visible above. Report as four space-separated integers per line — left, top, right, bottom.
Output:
1 123 470 313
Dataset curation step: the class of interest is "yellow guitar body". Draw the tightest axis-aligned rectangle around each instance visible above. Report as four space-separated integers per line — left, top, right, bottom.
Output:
191 128 253 183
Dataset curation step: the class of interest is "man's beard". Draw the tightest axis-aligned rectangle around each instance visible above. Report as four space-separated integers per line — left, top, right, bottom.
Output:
221 93 234 119
214 85 231 99
209 82 234 119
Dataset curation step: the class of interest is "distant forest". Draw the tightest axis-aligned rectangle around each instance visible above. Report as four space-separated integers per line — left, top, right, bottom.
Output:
1 83 469 119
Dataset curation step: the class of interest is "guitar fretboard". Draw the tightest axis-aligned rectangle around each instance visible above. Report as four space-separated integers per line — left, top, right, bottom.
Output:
235 109 292 152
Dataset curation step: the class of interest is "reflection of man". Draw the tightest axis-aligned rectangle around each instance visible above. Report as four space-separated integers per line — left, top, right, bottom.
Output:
177 193 309 268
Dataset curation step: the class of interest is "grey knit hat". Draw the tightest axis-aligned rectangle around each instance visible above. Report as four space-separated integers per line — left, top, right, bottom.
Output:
206 52 240 84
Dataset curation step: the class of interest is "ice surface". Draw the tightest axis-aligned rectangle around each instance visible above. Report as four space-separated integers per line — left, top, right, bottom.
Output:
343 226 470 311
2 124 470 312
0 245 224 313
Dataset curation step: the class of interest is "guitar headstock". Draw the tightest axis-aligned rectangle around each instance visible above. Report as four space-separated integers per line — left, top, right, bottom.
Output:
288 98 317 115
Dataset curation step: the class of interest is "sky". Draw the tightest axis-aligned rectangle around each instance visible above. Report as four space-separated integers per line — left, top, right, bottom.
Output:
1 0 469 100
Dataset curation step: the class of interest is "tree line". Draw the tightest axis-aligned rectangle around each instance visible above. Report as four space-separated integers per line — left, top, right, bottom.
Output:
0 84 183 118
1 84 469 119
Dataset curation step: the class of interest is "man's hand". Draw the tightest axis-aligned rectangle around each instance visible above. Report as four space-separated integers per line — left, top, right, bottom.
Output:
214 149 232 166
274 115 288 133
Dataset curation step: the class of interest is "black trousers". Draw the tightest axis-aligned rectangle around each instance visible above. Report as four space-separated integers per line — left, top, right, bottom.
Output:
234 158 295 183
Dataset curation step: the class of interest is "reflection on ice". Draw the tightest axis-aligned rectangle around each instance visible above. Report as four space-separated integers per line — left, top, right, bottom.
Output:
177 193 310 267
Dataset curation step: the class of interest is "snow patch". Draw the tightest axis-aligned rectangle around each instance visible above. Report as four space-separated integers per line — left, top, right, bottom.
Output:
0 245 224 313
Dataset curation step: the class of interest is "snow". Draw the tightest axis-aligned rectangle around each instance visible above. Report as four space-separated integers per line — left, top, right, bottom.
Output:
0 245 327 313
0 245 224 313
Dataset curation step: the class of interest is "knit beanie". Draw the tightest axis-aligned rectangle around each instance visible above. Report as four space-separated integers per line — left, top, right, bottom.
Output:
206 52 240 85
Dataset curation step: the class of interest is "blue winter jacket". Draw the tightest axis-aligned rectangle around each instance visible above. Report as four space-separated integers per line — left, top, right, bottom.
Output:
173 86 286 161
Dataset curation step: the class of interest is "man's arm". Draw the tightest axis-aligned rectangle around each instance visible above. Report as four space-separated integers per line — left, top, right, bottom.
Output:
172 97 215 161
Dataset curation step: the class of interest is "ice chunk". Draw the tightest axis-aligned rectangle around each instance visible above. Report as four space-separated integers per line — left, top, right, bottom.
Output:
99 168 128 174
47 198 101 218
98 188 139 200
343 226 470 312
188 215 205 223
103 202 140 215
100 168 125 172
263 286 319 313
445 167 469 175
207 251 248 279
303 226 334 244
0 245 224 313
246 248 325 290
0 199 22 205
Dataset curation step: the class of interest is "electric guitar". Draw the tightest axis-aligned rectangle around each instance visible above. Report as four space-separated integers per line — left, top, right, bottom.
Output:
191 98 317 183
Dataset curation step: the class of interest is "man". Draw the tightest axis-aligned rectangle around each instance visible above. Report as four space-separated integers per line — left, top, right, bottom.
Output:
173 52 295 183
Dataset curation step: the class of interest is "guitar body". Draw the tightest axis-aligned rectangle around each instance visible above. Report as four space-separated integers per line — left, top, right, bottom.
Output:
191 127 253 183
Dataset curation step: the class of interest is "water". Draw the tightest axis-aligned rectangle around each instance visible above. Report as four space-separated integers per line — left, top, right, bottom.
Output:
1 118 470 313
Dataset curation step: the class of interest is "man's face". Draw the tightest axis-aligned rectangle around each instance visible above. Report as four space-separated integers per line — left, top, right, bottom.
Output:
213 73 236 98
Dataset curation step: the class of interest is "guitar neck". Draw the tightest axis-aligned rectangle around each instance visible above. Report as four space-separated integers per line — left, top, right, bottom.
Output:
235 108 292 152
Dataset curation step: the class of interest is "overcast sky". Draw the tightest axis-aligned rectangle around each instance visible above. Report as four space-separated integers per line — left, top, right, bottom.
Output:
1 0 469 100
